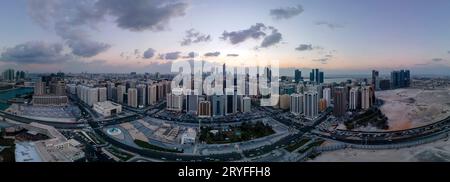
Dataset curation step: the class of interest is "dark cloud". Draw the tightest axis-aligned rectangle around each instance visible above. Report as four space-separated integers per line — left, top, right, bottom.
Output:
143 48 156 59
96 0 188 31
66 39 110 57
28 0 111 57
204 52 221 57
295 44 314 51
222 23 267 44
227 54 239 57
181 29 211 46
315 21 344 29
27 0 188 58
0 41 72 64
270 5 303 20
260 27 282 48
159 51 181 60
448 51 450 54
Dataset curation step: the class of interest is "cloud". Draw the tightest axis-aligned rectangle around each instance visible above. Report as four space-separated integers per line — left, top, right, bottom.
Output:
0 41 72 64
312 58 329 64
270 5 303 20
295 44 314 51
448 50 450 54
182 51 197 59
66 38 110 57
159 51 181 60
222 23 267 44
260 27 282 48
27 0 189 57
432 58 445 62
315 21 344 29
180 29 211 46
143 48 156 59
28 0 111 57
204 52 220 57
96 0 189 31
227 54 239 57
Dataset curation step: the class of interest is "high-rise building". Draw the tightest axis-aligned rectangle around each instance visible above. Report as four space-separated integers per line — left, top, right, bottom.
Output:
309 69 324 84
107 82 115 100
290 94 303 115
225 90 237 115
2 69 15 82
349 87 359 110
127 88 138 108
198 101 211 118
372 70 379 90
279 94 290 110
303 91 319 120
136 84 147 107
116 85 126 104
361 86 371 110
212 95 225 117
166 92 183 111
50 81 66 96
294 69 302 83
186 92 199 114
87 88 99 106
322 87 331 107
391 70 410 89
242 97 251 113
98 87 107 102
333 87 347 117
34 81 46 96
147 84 157 105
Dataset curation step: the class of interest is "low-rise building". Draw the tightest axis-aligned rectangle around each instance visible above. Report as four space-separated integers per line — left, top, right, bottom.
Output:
93 101 122 117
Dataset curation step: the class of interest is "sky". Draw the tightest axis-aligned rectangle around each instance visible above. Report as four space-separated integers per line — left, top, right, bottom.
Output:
0 0 450 75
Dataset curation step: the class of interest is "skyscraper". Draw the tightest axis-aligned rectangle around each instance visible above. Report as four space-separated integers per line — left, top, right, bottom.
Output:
304 91 319 120
372 70 379 90
294 69 302 83
186 92 199 114
349 87 359 110
98 87 107 102
34 81 46 96
333 87 347 117
127 88 138 108
198 101 211 118
225 90 237 115
87 88 99 106
212 95 225 117
116 85 126 104
242 96 251 113
136 84 147 107
322 87 331 107
290 94 303 115
147 84 157 105
390 70 410 89
361 86 371 110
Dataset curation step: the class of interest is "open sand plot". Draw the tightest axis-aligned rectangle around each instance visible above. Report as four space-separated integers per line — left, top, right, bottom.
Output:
376 89 450 131
309 138 450 162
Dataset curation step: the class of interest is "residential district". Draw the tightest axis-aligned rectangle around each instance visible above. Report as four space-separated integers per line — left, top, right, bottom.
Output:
1 67 450 162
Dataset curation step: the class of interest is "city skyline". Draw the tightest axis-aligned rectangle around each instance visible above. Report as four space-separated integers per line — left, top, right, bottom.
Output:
0 0 450 75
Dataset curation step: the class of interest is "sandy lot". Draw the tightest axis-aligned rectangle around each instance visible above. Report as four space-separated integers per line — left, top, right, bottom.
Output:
309 137 450 162
376 88 450 131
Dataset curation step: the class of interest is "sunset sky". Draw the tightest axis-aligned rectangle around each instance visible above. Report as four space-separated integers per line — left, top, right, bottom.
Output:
0 0 450 75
